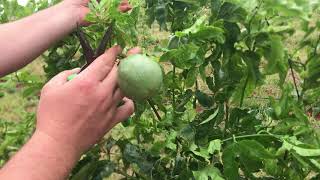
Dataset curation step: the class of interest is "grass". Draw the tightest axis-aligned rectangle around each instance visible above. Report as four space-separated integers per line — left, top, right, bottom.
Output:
0 59 44 121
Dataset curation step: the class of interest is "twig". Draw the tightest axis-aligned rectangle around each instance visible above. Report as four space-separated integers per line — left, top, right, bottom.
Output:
240 75 249 107
193 80 198 109
67 44 81 60
224 101 230 138
172 65 176 116
288 59 300 100
247 96 280 101
148 100 161 121
15 72 21 82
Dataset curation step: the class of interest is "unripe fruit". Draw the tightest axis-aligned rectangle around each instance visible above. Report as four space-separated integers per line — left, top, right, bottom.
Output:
118 54 163 101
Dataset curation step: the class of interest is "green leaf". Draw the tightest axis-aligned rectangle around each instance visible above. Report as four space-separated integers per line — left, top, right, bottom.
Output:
230 51 262 105
199 107 219 125
279 140 320 157
176 15 209 37
160 43 200 69
208 139 222 154
195 90 214 108
199 63 207 81
237 140 275 159
191 146 211 159
185 67 198 88
218 2 247 23
263 35 288 84
222 143 239 180
193 166 224 180
22 85 41 98
71 161 99 180
191 26 225 44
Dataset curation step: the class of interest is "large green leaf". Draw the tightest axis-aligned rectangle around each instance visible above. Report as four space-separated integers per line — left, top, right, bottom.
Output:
160 43 200 69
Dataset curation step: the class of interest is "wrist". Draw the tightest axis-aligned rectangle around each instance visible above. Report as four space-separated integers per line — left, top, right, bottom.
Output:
30 130 81 172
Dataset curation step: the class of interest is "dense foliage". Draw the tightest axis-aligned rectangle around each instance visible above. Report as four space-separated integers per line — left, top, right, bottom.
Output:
1 0 320 179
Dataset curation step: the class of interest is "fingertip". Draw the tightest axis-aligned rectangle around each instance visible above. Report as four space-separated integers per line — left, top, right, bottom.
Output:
124 97 135 115
106 45 123 55
127 47 142 56
71 68 81 74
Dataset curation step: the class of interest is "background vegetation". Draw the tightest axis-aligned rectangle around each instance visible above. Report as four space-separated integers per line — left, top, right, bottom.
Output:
1 0 320 179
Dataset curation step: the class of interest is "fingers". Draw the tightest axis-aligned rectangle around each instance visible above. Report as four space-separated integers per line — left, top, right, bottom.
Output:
46 68 80 87
100 64 118 91
79 46 122 82
127 47 142 56
100 47 142 93
112 98 134 125
113 88 125 102
119 0 132 13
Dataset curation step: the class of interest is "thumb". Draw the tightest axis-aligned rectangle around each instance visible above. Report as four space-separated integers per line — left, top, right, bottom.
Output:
46 68 80 87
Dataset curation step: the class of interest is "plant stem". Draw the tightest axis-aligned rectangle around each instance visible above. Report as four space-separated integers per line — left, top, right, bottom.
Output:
15 72 21 82
172 65 176 116
193 80 198 109
222 134 278 143
148 99 161 121
224 101 229 134
288 59 300 100
313 35 320 57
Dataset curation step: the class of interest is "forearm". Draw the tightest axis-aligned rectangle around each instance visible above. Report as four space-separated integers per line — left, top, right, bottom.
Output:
0 2 79 77
0 131 80 180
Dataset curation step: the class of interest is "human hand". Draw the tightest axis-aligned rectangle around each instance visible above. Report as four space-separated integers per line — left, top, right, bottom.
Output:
36 46 140 157
62 0 132 26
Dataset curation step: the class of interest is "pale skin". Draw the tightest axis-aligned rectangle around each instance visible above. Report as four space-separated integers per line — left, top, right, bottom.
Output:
0 0 137 180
